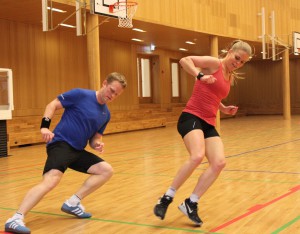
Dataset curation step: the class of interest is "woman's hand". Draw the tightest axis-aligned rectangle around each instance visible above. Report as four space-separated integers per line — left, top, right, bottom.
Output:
221 105 239 115
200 75 217 84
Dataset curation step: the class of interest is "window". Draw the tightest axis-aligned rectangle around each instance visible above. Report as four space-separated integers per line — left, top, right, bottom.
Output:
170 60 181 102
137 56 152 103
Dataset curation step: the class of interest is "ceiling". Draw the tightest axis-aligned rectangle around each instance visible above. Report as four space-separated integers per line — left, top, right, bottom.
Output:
0 0 295 60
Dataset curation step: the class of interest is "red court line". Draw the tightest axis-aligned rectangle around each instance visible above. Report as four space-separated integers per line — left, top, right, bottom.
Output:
210 184 300 232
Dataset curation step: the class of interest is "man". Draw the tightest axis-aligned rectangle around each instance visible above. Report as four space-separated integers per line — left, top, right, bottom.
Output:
5 72 127 234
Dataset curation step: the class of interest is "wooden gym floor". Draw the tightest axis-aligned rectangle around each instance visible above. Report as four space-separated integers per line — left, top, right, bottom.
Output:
0 115 299 234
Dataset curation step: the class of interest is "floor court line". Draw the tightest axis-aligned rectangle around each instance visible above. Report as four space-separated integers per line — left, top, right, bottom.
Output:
271 215 300 234
0 207 223 234
223 138 300 161
209 185 300 232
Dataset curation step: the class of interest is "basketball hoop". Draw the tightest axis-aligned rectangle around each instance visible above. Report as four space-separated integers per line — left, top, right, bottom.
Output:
109 1 138 28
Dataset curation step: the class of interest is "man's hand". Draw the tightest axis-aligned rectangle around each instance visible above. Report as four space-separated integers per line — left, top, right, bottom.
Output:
41 128 55 143
93 142 105 153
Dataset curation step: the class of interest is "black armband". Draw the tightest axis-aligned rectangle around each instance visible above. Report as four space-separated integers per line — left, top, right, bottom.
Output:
197 72 204 80
40 117 51 129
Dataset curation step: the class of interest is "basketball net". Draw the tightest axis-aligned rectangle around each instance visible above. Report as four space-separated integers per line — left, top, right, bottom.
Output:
109 1 138 28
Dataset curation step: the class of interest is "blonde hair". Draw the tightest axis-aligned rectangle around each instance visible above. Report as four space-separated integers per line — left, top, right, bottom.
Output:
106 72 127 88
220 40 253 83
230 40 252 56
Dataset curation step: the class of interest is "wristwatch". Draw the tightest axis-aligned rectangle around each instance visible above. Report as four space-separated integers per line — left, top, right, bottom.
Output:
196 72 204 80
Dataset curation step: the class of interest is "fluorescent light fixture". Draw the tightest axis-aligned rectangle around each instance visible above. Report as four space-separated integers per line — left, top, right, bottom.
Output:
60 23 76 28
132 28 146 32
131 38 143 42
179 48 188 51
47 7 66 13
150 44 155 51
185 41 195 45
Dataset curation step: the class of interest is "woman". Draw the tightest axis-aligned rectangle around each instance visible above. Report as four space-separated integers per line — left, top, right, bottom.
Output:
154 40 252 226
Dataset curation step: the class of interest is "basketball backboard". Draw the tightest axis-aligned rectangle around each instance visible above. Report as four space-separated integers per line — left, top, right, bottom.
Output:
293 31 300 55
91 0 127 18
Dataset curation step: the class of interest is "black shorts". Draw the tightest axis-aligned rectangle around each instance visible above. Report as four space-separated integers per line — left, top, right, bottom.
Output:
177 112 220 139
43 141 104 175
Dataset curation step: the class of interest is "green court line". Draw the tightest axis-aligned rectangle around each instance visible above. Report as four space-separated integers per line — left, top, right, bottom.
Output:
271 215 300 234
0 207 223 234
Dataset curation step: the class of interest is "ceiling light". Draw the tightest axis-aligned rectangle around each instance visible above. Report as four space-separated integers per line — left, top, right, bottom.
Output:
47 7 66 13
132 28 146 32
60 23 76 28
185 41 195 45
179 48 188 51
131 38 143 42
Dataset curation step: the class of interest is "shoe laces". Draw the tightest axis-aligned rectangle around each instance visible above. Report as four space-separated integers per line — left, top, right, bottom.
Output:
188 200 199 213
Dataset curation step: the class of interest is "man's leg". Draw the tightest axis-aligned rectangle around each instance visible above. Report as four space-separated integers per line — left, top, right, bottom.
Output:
5 169 63 234
61 161 113 218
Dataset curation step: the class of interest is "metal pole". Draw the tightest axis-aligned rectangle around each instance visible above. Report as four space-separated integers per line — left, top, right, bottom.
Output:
42 0 48 31
258 7 266 59
271 11 276 61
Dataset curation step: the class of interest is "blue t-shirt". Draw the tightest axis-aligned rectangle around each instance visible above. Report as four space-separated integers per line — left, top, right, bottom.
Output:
48 88 110 150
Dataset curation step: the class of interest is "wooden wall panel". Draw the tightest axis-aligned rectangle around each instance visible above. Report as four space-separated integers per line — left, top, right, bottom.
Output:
225 60 283 115
1 0 300 148
1 18 299 119
0 21 12 69
99 38 139 110
134 0 300 44
290 0 300 33
0 19 89 117
290 59 300 113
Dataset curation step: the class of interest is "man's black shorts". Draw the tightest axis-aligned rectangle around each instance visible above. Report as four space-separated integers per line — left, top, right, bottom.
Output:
43 141 104 175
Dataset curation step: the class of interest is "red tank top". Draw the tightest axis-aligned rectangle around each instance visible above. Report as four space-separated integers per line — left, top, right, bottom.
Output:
183 62 230 126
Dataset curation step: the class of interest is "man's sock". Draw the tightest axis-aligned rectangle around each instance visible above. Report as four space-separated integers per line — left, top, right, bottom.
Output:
67 194 81 206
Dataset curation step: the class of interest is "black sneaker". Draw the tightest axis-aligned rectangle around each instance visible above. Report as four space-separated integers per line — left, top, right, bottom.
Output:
154 194 173 220
178 198 203 226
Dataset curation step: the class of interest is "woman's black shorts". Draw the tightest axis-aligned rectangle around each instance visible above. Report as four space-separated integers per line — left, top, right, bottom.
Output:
177 112 219 139
43 141 104 175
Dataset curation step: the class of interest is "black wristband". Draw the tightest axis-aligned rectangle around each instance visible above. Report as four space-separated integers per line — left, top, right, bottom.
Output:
40 117 51 129
197 72 204 80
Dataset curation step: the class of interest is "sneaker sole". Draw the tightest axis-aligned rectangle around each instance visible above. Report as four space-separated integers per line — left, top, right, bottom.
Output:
178 203 203 226
154 206 165 220
5 227 31 234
